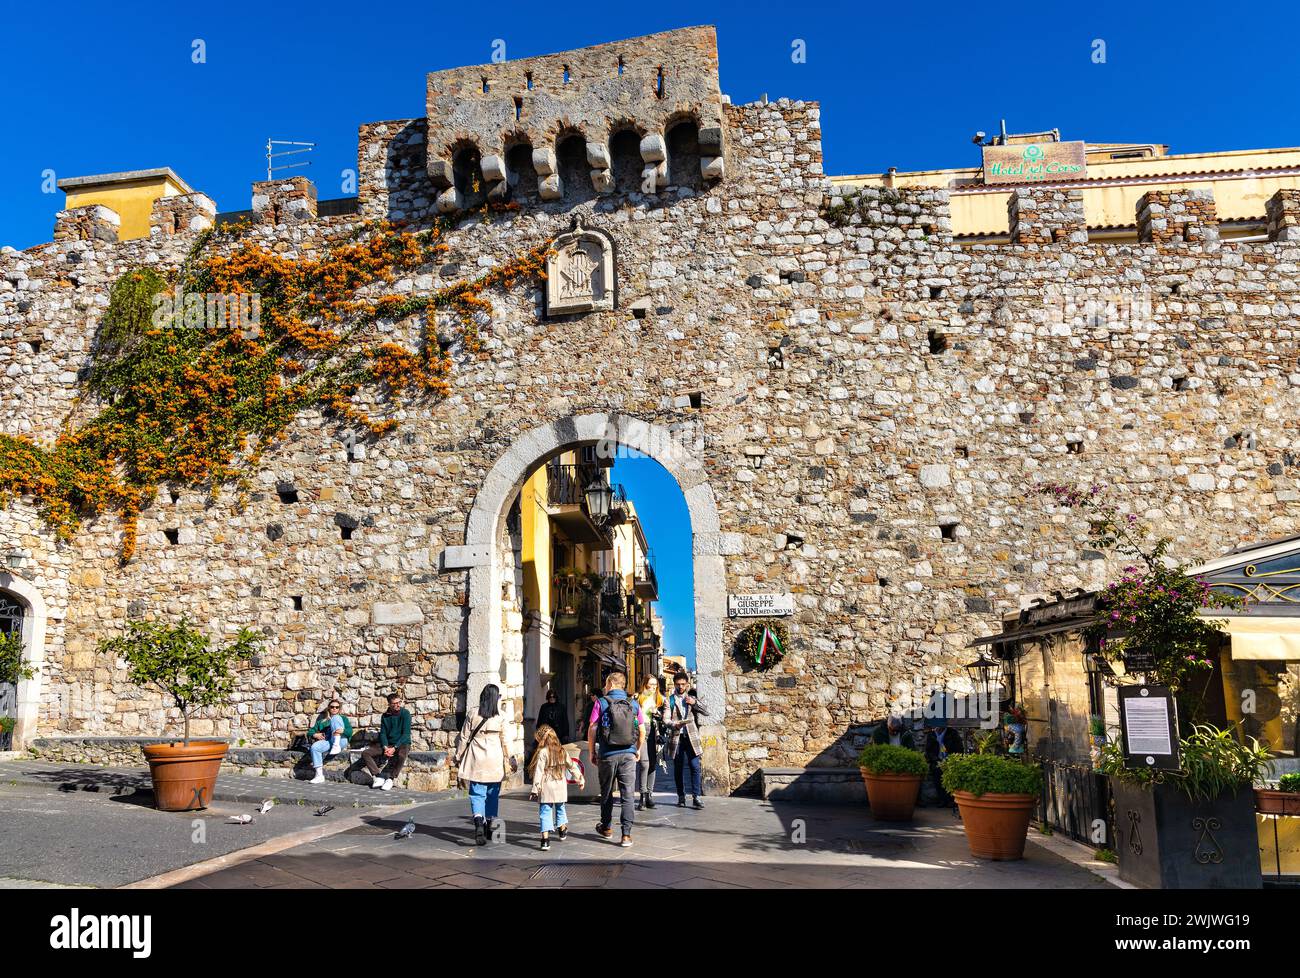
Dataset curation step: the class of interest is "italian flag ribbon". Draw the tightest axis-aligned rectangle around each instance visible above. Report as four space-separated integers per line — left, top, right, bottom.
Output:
757 625 784 665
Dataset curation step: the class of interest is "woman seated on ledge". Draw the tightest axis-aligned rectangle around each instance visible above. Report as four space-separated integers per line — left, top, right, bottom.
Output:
306 698 353 784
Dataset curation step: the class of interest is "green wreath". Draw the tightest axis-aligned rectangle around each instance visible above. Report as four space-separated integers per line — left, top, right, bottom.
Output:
736 619 789 670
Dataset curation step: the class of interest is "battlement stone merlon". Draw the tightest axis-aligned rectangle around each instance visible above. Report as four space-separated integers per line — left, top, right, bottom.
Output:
421 26 727 207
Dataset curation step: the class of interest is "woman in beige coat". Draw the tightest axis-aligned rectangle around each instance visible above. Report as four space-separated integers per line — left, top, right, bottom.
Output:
529 723 570 851
455 684 516 846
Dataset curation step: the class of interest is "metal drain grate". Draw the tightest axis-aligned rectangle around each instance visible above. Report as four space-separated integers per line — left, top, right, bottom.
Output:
528 862 624 885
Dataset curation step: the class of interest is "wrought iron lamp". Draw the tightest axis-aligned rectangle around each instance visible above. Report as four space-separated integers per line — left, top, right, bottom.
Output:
964 652 1001 699
584 478 613 524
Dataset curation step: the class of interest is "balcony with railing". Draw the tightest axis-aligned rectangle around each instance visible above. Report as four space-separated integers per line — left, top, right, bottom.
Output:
634 547 658 600
544 463 629 548
552 574 633 642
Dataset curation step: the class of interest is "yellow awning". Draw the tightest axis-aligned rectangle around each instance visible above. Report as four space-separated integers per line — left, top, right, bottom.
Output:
1204 615 1300 661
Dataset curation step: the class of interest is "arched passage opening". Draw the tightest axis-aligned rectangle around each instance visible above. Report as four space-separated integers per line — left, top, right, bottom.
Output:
455 414 729 791
0 572 47 749
505 142 539 202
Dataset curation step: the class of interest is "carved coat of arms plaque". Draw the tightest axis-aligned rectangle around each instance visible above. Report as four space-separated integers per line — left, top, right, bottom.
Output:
545 223 615 315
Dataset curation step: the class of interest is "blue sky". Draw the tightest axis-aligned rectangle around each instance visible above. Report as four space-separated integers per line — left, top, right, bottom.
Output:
4 1 1298 249
612 456 695 667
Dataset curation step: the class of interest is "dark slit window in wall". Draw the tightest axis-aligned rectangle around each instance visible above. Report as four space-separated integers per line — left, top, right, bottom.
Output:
609 129 642 194
666 120 702 190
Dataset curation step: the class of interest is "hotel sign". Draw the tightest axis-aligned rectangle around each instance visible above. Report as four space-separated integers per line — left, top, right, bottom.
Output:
728 593 795 618
982 141 1087 185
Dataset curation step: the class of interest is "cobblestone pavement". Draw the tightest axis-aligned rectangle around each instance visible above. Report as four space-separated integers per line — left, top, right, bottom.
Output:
174 789 1114 890
0 760 442 808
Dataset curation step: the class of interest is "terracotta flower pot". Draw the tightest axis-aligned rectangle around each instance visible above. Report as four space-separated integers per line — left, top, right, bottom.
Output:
952 790 1037 860
1254 787 1300 816
860 769 923 821
142 740 229 811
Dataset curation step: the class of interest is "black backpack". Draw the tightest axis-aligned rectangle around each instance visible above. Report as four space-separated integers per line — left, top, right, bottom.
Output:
598 695 638 751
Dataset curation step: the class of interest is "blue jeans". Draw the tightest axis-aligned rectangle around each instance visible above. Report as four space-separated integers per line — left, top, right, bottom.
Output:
309 716 346 770
539 802 568 834
674 742 703 798
468 781 500 820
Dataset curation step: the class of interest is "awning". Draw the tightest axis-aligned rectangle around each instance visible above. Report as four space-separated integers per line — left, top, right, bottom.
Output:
1204 615 1300 661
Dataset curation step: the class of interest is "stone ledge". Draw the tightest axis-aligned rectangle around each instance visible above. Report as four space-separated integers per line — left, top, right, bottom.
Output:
760 766 866 804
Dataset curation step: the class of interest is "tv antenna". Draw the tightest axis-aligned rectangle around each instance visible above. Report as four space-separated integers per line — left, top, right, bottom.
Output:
266 139 315 180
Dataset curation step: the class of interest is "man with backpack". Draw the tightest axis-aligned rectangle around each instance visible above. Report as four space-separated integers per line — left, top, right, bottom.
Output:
586 668 645 848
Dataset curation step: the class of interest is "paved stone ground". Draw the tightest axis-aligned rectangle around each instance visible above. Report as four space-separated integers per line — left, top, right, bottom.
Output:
174 788 1113 890
0 760 442 808
0 780 364 887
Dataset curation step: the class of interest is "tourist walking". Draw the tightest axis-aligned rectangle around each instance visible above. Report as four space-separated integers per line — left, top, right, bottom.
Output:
666 673 708 809
361 692 411 791
305 696 352 784
635 674 664 810
455 683 517 845
529 723 569 851
586 669 644 848
536 688 570 744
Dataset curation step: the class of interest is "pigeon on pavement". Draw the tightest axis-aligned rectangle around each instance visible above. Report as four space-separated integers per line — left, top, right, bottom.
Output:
396 818 416 839
258 799 275 814
314 804 334 817
227 814 253 824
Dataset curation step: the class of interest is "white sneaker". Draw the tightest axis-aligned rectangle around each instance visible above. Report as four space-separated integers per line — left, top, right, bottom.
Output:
370 776 385 789
381 778 394 791
329 737 343 756
309 771 326 784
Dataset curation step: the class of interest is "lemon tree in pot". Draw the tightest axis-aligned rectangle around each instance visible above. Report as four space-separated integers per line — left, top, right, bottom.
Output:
858 743 927 821
941 754 1043 860
99 618 261 811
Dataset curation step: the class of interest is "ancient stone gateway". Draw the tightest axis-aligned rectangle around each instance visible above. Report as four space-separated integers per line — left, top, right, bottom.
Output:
5 26 1300 794
450 413 730 787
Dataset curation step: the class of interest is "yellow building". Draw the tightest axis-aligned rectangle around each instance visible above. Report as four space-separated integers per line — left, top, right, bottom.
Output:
835 133 1300 242
516 451 659 745
58 168 195 241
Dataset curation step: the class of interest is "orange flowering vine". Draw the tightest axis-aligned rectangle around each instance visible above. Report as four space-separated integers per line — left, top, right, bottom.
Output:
0 214 552 562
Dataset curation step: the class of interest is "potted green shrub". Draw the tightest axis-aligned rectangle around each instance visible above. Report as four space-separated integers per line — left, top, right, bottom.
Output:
1254 771 1300 817
857 743 927 820
99 618 261 811
941 753 1043 860
1100 724 1270 888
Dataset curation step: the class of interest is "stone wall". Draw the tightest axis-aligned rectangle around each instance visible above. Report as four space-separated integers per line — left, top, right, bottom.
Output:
6 30 1300 792
1137 188 1220 244
1008 187 1087 245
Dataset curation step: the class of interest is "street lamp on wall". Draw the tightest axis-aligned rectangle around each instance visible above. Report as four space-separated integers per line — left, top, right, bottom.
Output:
964 652 1001 699
584 478 612 524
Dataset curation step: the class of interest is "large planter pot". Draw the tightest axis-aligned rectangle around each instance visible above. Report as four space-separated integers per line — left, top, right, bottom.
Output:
142 740 228 811
860 769 923 821
952 790 1037 860
1110 779 1262 889
1254 788 1300 817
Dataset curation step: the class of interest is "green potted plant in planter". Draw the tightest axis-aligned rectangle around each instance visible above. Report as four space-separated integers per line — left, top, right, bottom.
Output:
1100 724 1270 888
857 743 927 820
1254 771 1300 816
941 753 1043 860
99 618 261 811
